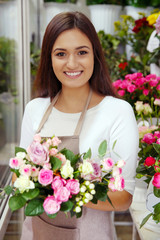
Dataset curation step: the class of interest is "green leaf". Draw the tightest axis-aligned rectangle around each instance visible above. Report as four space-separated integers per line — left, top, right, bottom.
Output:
140 213 152 228
60 200 74 212
83 148 91 159
4 185 13 195
112 140 117 151
15 146 27 155
50 156 62 170
153 187 160 198
9 195 26 211
47 213 58 219
153 202 160 214
60 149 79 167
95 184 108 202
22 188 40 201
153 143 160 155
98 140 107 157
25 199 44 216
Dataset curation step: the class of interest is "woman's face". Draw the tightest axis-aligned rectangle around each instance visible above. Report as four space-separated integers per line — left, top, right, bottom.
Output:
51 28 94 90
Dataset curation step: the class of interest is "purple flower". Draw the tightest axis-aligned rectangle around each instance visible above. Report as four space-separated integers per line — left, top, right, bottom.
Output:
155 15 160 34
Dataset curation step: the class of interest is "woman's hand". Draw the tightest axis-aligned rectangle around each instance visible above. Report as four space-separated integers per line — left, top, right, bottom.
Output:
85 190 132 212
12 173 17 184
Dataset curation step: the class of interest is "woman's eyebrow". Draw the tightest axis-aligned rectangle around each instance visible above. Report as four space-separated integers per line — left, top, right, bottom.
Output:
53 45 90 53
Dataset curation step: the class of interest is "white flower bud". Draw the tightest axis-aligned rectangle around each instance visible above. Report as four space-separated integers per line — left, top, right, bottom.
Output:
78 201 83 206
80 185 87 193
90 189 96 195
84 198 89 203
75 206 81 213
89 183 95 189
84 181 90 186
76 197 80 202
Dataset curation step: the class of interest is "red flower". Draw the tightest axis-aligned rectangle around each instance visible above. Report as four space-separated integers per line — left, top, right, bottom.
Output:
132 17 152 33
144 157 156 167
118 62 128 70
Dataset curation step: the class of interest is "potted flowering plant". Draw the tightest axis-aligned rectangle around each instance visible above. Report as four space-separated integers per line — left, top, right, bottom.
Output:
0 135 125 218
136 127 160 226
113 72 160 125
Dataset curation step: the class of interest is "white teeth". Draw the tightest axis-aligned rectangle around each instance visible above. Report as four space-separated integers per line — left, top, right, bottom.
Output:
65 71 81 76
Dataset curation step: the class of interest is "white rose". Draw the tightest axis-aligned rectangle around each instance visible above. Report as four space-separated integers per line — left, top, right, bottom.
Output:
14 175 35 193
16 152 26 159
116 159 125 168
75 206 81 213
60 160 73 179
135 101 144 114
143 103 153 115
79 160 94 175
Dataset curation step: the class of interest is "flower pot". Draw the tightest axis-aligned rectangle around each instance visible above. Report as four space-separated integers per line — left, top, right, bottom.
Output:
124 6 153 20
88 4 122 34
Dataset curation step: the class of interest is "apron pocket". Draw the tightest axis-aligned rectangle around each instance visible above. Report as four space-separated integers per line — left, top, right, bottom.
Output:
32 216 80 240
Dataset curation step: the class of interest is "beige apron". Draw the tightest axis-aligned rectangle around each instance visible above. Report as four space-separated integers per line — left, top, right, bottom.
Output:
21 89 116 240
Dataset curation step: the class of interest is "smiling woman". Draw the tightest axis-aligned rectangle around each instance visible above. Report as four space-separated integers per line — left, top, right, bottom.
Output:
19 11 139 240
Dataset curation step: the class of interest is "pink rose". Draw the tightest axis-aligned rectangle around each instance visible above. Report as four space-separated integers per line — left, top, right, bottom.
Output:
54 186 70 202
90 162 102 180
127 84 136 93
49 148 58 156
157 138 160 144
31 166 39 177
112 166 122 177
120 80 128 89
51 176 66 190
152 173 160 188
118 90 125 96
102 158 114 171
52 136 61 147
66 179 80 195
56 153 66 165
149 79 158 87
38 169 53 186
9 157 23 169
108 178 116 192
156 84 160 91
142 133 156 144
114 175 125 191
143 89 149 96
144 157 156 167
112 80 122 89
135 77 145 86
33 134 41 142
154 131 160 138
19 164 32 177
154 98 160 106
27 141 49 166
43 196 60 215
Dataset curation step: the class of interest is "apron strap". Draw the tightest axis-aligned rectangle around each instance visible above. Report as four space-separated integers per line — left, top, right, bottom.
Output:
36 89 92 136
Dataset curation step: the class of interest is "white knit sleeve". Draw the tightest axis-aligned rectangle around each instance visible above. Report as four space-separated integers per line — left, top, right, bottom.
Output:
109 100 139 195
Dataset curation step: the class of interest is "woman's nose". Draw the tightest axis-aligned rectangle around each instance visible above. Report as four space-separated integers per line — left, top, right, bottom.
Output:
66 54 78 69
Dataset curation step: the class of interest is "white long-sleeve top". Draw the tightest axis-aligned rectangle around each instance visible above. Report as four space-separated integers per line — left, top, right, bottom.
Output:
20 96 139 195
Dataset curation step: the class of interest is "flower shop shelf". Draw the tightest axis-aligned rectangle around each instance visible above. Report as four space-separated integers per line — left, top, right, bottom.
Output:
129 202 160 240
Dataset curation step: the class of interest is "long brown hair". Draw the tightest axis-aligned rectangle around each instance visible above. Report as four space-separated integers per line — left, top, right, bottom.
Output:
34 11 117 98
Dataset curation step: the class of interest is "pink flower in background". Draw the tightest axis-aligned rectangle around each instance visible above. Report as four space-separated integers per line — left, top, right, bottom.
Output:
157 84 160 90
127 84 136 93
154 98 160 106
51 176 66 190
66 179 80 195
118 90 125 96
9 157 23 169
144 157 156 167
112 79 122 89
156 138 160 144
155 15 160 33
142 133 156 144
143 89 150 96
54 186 70 202
149 79 159 87
152 172 160 188
38 169 53 186
43 196 60 215
120 80 128 89
154 131 160 138
27 141 49 166
135 77 146 86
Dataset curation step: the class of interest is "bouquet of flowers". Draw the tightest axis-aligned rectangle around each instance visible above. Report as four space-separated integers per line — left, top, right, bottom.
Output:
136 127 160 226
113 72 160 125
0 135 125 219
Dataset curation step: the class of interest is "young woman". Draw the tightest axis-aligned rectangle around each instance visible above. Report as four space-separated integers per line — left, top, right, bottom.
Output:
20 11 139 240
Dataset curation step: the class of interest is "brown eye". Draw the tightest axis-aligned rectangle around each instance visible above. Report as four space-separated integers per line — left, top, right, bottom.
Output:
56 52 66 57
78 51 88 55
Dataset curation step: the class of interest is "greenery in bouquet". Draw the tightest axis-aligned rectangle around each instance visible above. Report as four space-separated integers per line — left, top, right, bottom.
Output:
113 72 160 124
136 127 160 226
0 135 125 219
114 12 154 75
